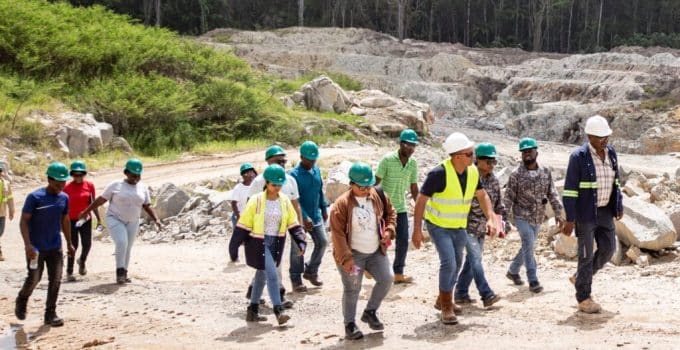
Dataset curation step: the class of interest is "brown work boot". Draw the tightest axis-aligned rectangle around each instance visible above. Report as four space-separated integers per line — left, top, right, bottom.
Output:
434 294 462 314
439 291 458 325
577 298 602 314
394 274 414 284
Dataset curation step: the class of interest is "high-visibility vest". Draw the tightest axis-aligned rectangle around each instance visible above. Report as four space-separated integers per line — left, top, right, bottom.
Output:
0 179 12 204
237 191 298 237
424 160 479 229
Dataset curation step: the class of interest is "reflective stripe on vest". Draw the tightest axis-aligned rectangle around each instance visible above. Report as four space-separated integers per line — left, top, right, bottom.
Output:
424 160 478 229
579 181 597 189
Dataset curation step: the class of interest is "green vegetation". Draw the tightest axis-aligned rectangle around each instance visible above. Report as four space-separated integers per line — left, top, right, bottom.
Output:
3 0 355 156
640 97 680 112
270 71 363 95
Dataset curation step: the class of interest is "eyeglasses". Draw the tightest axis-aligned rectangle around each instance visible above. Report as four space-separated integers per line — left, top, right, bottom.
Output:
483 159 498 165
353 184 371 191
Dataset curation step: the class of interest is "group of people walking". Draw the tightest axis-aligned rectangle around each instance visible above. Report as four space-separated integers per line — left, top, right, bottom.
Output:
6 114 622 337
10 158 160 326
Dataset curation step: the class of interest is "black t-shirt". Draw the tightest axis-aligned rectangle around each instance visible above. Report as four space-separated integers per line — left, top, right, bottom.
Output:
420 165 483 197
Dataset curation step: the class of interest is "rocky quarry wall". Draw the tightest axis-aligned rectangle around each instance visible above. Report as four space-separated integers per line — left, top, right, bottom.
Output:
201 27 680 155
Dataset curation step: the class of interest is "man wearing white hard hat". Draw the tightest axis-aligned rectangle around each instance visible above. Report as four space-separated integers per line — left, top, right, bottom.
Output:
561 115 623 314
412 132 498 325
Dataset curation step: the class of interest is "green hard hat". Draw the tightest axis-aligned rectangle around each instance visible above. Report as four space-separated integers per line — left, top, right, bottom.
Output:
265 145 286 160
299 141 319 161
125 158 143 175
69 160 87 173
399 129 419 144
348 162 375 187
475 143 497 158
519 137 538 151
263 164 287 186
239 163 255 174
46 162 70 181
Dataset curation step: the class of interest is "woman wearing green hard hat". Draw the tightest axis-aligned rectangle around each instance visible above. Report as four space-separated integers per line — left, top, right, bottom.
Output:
62 160 102 282
79 158 162 285
330 162 396 340
231 164 306 326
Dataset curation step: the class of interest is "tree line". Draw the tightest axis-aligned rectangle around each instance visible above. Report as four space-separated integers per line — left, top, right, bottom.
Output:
58 0 680 52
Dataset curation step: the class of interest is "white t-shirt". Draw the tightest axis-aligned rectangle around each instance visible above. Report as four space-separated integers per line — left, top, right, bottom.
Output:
228 183 252 213
101 180 151 223
248 173 299 201
264 199 283 236
350 197 379 254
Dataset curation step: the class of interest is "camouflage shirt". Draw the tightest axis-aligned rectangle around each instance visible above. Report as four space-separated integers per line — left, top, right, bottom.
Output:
467 171 506 237
503 163 563 226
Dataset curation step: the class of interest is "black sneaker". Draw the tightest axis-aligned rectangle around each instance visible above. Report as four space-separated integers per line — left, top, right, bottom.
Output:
360 309 384 330
78 258 87 276
44 313 64 327
15 297 27 320
482 294 501 307
529 281 543 293
506 272 524 286
454 295 476 304
116 268 126 285
345 322 364 340
302 273 323 287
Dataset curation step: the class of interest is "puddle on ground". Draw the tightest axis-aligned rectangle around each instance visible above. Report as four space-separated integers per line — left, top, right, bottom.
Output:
0 324 28 349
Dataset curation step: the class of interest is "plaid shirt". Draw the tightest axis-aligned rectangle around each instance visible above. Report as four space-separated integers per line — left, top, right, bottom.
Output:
467 171 506 237
503 163 563 226
588 143 615 207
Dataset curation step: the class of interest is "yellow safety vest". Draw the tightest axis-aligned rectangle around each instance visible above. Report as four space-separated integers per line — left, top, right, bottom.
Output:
424 160 479 229
0 179 12 203
237 191 298 237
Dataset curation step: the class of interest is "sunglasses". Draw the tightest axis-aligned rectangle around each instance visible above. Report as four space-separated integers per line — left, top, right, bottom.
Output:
483 159 497 165
456 152 474 158
354 184 371 191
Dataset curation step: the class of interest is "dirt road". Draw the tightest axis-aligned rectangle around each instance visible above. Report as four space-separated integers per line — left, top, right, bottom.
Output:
1 138 679 349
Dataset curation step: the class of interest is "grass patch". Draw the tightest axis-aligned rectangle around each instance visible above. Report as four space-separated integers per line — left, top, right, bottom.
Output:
640 97 680 112
190 138 270 155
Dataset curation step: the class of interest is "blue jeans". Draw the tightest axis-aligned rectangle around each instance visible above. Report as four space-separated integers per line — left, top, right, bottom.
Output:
392 212 409 275
575 207 615 302
508 218 539 283
337 249 393 324
455 234 494 300
426 222 467 293
290 222 328 283
106 215 140 270
251 236 282 307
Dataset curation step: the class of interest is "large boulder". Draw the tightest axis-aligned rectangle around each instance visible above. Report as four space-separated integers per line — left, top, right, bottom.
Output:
301 75 352 113
670 210 680 241
615 196 677 250
349 89 434 135
66 124 103 157
553 233 577 259
154 183 190 220
325 160 353 203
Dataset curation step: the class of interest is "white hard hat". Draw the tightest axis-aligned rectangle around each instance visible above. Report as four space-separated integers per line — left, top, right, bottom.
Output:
443 132 475 154
584 115 612 137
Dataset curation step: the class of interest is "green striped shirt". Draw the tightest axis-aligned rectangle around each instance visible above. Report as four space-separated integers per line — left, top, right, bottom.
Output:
375 151 418 213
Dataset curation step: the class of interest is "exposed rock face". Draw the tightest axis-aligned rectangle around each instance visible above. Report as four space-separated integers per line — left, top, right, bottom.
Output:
325 160 352 203
615 196 677 251
153 183 190 220
201 27 680 154
553 233 577 259
301 76 352 113
27 111 131 156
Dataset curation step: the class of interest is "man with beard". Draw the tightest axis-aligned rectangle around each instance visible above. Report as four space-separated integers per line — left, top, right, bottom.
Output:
504 138 563 293
562 115 623 313
375 129 419 284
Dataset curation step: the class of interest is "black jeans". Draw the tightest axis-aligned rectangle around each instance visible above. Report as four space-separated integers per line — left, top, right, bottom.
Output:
575 206 615 302
67 219 92 274
392 212 409 275
17 249 64 315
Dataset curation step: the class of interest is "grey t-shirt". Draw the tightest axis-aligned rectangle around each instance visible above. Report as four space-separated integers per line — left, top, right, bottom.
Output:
264 199 283 236
101 180 151 223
